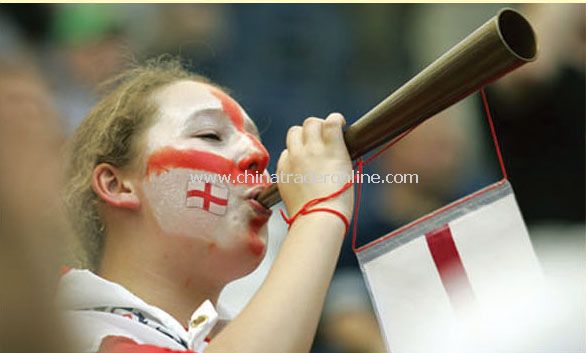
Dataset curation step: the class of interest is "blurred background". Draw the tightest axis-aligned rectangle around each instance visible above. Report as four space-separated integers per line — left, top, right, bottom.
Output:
0 4 583 353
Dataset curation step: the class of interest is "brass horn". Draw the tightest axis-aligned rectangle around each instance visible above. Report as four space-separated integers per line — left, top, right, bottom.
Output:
257 8 537 208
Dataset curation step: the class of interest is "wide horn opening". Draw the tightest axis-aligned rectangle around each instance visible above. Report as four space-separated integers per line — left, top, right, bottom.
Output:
497 9 537 61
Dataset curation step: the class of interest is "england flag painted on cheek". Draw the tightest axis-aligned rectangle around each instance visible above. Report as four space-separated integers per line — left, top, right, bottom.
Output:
186 180 229 216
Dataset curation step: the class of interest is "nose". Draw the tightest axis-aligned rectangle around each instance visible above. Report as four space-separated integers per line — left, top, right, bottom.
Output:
238 152 268 174
235 131 270 174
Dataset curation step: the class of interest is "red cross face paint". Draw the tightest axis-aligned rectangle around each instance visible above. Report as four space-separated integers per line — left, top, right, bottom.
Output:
186 181 229 215
141 80 271 259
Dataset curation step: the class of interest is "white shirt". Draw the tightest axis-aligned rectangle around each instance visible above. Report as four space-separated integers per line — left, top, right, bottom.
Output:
57 269 229 353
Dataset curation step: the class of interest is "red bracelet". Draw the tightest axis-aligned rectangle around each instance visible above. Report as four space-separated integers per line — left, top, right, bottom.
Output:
279 181 353 234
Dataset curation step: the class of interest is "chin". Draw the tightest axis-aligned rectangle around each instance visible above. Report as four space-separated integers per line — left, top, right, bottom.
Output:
165 210 270 284
207 240 267 283
234 225 269 267
216 211 270 273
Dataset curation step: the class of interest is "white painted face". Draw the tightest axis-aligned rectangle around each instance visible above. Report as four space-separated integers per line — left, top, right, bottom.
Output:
140 80 271 259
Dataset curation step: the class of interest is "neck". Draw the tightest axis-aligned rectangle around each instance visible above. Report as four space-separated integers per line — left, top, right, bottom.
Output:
98 225 224 326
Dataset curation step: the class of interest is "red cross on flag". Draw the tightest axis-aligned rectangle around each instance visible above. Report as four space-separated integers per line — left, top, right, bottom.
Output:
186 180 229 215
357 181 548 353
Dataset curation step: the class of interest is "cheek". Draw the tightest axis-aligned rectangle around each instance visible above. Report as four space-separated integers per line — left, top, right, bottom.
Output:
142 146 271 255
142 169 223 238
142 167 268 254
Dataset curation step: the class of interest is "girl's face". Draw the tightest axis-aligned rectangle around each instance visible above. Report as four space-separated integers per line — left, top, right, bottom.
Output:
139 80 272 274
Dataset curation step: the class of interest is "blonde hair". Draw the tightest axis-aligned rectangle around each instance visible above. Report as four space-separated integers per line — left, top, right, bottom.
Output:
64 57 209 269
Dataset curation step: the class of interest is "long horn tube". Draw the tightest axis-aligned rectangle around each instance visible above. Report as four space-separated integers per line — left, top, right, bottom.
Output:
257 8 537 208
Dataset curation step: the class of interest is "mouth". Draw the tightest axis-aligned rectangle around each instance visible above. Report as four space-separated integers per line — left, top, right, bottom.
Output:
244 186 273 217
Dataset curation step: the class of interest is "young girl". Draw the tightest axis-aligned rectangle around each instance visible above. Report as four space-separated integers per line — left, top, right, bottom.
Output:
60 59 354 353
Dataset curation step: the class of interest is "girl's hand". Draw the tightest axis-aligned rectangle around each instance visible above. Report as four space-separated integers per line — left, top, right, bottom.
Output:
277 113 354 221
209 113 353 353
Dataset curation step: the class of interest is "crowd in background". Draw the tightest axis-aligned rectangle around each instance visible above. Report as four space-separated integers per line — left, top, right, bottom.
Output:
0 4 583 353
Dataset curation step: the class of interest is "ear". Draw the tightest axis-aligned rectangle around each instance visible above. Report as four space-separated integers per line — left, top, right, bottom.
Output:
92 163 140 210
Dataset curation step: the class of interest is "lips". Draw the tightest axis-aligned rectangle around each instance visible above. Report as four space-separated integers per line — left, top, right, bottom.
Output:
244 186 273 217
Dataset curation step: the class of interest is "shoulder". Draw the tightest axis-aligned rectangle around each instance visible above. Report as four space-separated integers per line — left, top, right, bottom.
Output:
97 336 197 353
64 310 187 353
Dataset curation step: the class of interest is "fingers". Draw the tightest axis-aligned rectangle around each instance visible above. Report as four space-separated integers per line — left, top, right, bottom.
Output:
286 125 302 155
302 117 322 146
322 113 345 144
286 113 345 157
276 149 289 172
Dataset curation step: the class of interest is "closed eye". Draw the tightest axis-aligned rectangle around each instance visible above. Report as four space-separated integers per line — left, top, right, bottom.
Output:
195 133 222 141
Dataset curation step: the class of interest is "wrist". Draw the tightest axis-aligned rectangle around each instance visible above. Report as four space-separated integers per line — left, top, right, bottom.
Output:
289 211 347 236
280 180 354 236
317 199 353 220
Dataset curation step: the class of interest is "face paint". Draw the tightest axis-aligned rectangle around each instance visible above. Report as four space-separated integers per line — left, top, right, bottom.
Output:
141 80 271 257
210 88 270 172
209 88 245 130
146 147 269 186
186 180 228 215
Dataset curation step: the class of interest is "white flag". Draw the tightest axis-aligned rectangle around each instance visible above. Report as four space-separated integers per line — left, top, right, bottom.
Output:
357 181 552 353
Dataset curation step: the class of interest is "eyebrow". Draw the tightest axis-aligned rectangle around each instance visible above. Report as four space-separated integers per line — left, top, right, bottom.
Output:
189 107 223 118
